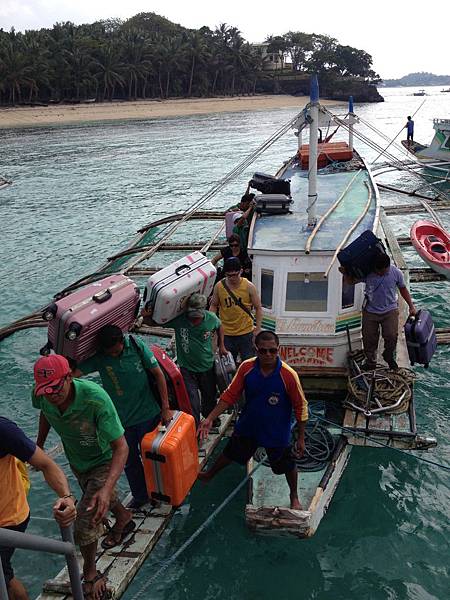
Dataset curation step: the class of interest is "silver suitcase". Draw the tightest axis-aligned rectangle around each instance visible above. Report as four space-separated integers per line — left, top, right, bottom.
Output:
214 351 236 392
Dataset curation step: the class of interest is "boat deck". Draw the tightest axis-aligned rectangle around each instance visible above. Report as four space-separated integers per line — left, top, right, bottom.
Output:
251 161 378 253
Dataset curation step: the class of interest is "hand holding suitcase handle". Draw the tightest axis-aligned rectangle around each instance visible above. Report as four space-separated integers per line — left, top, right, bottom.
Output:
175 264 191 276
92 289 112 303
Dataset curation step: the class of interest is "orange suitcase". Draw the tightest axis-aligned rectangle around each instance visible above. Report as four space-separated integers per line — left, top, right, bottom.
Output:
141 411 198 506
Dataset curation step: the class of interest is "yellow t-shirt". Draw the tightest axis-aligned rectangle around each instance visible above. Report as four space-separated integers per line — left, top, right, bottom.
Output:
217 278 254 336
0 455 30 527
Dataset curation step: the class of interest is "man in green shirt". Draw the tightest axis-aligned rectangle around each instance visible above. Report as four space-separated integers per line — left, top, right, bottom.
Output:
144 293 227 426
33 354 132 600
75 326 170 510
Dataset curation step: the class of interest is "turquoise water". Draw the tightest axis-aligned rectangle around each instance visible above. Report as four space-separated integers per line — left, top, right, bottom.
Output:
1 86 449 599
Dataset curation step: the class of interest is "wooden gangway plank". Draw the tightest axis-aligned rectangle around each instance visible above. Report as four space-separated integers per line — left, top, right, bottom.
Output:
37 413 233 600
384 201 450 216
409 267 447 282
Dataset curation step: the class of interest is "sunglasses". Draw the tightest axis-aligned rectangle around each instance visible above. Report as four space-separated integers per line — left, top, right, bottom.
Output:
43 375 67 395
229 243 240 248
225 271 240 276
256 347 278 355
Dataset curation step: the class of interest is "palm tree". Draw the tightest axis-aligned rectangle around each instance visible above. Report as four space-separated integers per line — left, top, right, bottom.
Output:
0 30 33 104
185 30 210 97
93 41 126 100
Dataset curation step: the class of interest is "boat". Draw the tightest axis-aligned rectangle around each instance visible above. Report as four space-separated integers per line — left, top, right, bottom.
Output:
244 77 436 537
413 89 426 96
0 76 439 598
401 118 450 178
410 219 450 279
441 88 450 93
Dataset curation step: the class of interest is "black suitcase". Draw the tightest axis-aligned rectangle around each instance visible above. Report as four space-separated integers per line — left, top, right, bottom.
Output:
337 230 386 279
255 194 293 215
250 172 291 196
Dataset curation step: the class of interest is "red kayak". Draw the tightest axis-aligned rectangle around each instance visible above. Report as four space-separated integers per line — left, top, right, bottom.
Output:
410 220 450 279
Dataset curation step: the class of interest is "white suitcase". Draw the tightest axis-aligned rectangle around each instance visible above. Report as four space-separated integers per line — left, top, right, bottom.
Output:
144 252 216 324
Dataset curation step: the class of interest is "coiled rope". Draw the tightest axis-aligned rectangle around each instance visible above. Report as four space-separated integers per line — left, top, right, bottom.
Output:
254 419 336 472
347 365 415 415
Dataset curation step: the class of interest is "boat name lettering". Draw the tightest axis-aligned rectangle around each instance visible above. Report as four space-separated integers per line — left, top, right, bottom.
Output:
279 345 334 366
276 318 334 334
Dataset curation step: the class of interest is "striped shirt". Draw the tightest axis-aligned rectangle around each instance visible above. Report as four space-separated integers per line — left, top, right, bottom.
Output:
221 357 308 447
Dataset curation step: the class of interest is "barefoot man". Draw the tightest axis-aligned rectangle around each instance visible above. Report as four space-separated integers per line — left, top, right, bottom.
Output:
198 331 308 509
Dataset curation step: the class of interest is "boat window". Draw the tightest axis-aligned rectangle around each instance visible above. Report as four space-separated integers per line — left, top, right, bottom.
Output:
285 273 328 312
261 269 274 309
341 280 355 309
443 135 450 149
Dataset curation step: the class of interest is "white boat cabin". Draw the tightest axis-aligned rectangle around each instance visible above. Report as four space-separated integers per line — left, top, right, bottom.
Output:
248 135 379 372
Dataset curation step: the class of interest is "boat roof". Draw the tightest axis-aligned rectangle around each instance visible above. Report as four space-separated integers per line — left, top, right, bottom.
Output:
250 159 378 253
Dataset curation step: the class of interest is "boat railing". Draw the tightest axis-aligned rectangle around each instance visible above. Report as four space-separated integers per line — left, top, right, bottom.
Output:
433 118 450 128
0 525 83 600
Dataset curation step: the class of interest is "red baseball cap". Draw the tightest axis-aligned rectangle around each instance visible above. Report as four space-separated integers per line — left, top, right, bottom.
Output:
34 355 71 396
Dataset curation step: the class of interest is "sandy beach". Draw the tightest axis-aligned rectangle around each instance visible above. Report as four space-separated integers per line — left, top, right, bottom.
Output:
0 95 342 129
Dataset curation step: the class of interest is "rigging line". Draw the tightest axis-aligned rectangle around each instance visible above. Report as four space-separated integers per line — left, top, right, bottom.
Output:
121 117 307 273
371 99 427 164
357 116 411 159
318 416 450 472
129 458 266 600
323 108 450 209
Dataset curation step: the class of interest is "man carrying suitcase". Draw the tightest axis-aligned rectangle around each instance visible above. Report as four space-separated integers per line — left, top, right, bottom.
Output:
74 326 171 510
32 354 133 600
341 253 416 370
142 293 228 427
210 257 263 365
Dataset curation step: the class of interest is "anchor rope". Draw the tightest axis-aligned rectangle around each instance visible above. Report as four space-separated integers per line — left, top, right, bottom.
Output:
128 457 266 600
317 416 450 472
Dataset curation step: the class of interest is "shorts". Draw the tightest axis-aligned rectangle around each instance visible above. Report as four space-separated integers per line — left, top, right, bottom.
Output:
223 435 295 475
71 462 119 547
0 513 30 586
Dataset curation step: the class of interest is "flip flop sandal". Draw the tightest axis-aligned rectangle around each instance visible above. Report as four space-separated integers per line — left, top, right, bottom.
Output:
101 519 136 549
82 570 108 600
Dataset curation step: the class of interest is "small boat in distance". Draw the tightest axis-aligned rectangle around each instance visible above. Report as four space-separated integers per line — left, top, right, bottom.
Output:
413 89 426 96
441 88 450 93
401 118 450 177
410 220 450 279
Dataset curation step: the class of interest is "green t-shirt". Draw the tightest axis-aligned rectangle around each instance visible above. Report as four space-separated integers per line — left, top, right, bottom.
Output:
78 335 161 427
166 311 221 372
32 379 124 473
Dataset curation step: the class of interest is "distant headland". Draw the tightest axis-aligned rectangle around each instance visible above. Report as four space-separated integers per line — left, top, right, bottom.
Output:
381 72 450 87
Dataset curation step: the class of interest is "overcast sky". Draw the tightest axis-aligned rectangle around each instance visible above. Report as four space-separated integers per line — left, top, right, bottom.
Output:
1 0 448 79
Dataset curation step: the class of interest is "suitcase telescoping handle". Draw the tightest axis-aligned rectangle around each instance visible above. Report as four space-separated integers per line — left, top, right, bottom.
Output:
175 264 191 276
92 288 112 303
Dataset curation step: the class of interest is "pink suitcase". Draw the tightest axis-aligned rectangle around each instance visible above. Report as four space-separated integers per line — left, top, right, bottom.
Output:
42 275 140 362
225 211 243 239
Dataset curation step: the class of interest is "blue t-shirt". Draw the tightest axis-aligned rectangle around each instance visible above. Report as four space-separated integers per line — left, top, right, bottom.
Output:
0 417 36 461
363 265 406 314
406 120 414 134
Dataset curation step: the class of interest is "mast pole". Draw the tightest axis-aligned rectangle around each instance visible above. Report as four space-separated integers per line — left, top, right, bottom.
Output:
307 74 319 227
348 95 354 151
